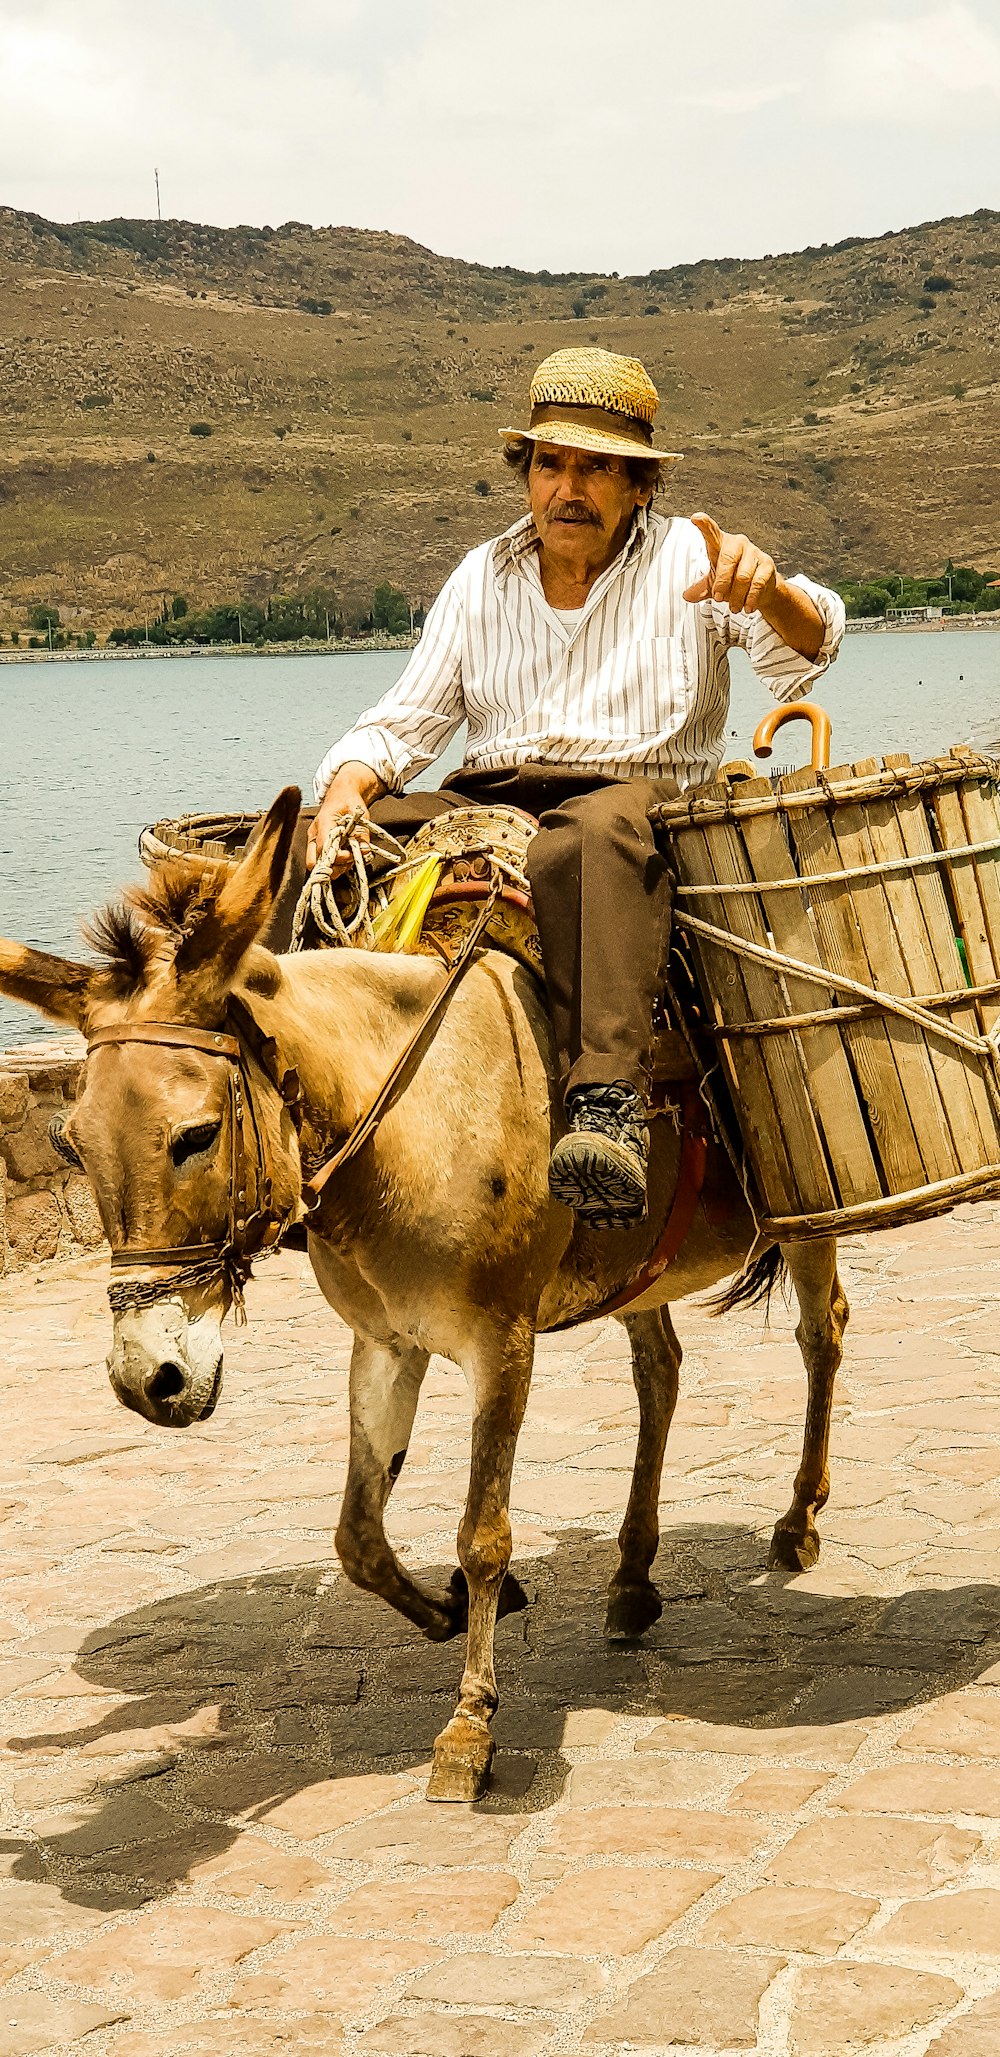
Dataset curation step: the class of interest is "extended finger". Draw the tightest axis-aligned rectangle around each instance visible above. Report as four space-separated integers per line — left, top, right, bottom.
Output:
744 560 775 615
727 545 760 615
712 539 744 604
690 512 724 564
682 574 712 602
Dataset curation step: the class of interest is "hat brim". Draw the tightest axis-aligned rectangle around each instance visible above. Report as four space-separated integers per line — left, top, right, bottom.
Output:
500 418 683 466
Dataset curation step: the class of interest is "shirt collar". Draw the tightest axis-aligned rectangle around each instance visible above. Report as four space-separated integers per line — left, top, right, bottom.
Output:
493 500 650 579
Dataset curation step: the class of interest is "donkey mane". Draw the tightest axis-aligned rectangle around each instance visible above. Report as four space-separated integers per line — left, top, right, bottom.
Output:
83 859 229 998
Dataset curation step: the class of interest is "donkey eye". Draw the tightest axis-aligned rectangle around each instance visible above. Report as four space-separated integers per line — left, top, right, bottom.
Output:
171 1121 222 1167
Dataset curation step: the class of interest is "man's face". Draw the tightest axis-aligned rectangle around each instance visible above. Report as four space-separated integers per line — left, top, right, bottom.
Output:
527 444 648 565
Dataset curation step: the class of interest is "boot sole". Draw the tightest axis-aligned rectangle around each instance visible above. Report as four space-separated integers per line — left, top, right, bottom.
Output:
548 1133 647 1228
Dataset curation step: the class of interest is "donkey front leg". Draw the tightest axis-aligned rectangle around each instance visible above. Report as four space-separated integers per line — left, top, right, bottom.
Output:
428 1316 534 1803
770 1236 849 1572
336 1335 464 1641
606 1306 682 1639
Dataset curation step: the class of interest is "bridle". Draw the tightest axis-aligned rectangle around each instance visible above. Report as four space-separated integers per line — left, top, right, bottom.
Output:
85 876 502 1323
86 1017 296 1321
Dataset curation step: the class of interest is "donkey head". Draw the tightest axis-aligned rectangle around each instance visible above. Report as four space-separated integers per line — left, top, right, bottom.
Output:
0 788 302 1428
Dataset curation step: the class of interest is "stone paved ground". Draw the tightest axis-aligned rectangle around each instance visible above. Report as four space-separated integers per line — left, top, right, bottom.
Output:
1 1207 1000 2057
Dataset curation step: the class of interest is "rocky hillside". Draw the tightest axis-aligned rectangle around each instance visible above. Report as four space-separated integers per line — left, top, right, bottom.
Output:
1 203 998 631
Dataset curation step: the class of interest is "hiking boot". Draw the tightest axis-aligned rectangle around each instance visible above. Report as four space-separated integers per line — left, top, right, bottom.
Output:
548 1081 649 1231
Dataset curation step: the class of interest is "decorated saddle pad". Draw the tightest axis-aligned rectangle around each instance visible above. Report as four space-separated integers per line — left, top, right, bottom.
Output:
375 804 544 977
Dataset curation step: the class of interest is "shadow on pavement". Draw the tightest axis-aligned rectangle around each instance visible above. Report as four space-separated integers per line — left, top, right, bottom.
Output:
4 1522 999 1909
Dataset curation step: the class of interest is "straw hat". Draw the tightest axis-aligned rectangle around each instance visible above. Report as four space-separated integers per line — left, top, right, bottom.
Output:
501 347 683 466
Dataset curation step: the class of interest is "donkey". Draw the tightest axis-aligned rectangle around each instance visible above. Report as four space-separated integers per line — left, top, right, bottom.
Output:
0 788 848 1800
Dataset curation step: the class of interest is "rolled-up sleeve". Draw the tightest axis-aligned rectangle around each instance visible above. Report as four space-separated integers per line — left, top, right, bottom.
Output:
313 571 467 800
707 574 846 704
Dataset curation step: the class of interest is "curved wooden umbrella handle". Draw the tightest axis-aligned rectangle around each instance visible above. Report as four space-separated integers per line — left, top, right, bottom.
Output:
752 700 832 771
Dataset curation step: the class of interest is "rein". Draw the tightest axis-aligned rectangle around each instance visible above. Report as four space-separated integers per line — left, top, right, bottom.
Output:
88 874 502 1319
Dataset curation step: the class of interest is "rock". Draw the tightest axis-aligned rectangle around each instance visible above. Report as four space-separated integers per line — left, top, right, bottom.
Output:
729 1767 830 1811
837 1763 1000 1817
0 1101 63 1181
766 1816 980 1896
702 1884 878 1952
64 1173 103 1246
0 1992 127 2056
4 1189 61 1262
231 1935 432 2015
928 1992 1000 2054
583 1946 784 2047
508 1864 719 1955
878 1888 1000 1955
53 1904 293 2002
355 2019 546 2057
789 1962 962 2053
408 1953 607 2008
330 1869 519 1937
549 1806 764 1866
905 1688 1000 1760
0 1072 30 1128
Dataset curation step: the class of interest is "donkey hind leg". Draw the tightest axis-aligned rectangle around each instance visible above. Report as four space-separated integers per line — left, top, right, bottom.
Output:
770 1236 849 1573
335 1336 463 1642
605 1306 682 1639
428 1317 534 1803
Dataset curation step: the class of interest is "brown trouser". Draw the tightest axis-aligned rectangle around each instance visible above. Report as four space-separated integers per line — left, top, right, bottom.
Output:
271 766 677 1106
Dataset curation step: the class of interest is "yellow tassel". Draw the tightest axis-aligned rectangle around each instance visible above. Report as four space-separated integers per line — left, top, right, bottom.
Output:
370 856 443 952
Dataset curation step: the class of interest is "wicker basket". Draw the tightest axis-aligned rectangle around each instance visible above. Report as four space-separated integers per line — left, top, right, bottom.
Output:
140 812 261 867
655 748 1000 1240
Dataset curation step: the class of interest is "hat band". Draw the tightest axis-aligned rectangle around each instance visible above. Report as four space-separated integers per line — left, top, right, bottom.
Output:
528 401 655 449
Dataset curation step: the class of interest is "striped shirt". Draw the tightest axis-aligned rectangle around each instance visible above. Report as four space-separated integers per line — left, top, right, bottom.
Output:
314 506 845 799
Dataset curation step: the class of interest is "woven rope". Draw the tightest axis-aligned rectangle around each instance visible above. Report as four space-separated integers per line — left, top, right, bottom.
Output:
290 809 377 950
674 832 1000 897
674 910 999 1061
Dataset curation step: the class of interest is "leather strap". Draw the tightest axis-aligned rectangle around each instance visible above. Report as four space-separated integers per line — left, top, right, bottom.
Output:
306 877 501 1203
88 1022 241 1060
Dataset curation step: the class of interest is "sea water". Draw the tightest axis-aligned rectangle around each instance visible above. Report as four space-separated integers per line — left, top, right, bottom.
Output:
1 631 998 1046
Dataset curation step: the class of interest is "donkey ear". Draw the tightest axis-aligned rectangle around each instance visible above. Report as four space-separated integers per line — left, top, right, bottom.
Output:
0 939 91 1029
177 786 301 980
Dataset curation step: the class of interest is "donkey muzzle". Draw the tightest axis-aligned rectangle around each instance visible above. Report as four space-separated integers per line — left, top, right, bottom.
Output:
107 1301 224 1428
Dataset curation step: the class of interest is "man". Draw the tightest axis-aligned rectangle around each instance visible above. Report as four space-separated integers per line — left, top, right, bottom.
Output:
308 347 844 1230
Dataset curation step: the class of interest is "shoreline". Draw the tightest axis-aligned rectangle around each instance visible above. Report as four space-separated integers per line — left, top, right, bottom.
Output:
2 621 998 662
844 616 1000 635
0 635 420 664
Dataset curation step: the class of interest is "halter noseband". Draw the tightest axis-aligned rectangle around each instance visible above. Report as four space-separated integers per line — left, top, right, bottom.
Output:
86 1018 291 1320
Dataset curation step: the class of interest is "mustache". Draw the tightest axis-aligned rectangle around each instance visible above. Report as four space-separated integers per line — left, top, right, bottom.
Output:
547 502 603 526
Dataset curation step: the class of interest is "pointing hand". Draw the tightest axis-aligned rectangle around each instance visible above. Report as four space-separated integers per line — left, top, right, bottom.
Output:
682 512 778 616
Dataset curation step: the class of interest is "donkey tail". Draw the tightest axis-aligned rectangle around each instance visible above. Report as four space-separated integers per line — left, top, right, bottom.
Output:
711 1241 788 1318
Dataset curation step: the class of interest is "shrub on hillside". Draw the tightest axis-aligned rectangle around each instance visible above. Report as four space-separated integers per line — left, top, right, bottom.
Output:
189 421 214 437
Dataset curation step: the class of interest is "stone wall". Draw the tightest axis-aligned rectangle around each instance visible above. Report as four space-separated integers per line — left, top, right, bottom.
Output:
0 1036 104 1274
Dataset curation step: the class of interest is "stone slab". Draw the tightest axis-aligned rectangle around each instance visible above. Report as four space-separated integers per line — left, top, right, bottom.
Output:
583 1946 784 2048
789 1962 963 2055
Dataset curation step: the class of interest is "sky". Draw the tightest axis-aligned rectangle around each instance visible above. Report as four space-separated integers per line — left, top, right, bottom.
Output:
1 0 999 273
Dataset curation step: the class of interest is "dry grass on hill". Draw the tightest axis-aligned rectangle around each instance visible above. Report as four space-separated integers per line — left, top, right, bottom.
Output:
1 204 999 633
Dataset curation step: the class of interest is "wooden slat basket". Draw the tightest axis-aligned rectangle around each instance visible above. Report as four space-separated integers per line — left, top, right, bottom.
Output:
655 748 1000 1241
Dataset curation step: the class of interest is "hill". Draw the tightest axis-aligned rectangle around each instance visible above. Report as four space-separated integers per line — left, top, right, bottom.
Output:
1 203 999 634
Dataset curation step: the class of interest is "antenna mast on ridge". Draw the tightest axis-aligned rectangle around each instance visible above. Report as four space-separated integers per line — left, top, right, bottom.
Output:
154 168 162 223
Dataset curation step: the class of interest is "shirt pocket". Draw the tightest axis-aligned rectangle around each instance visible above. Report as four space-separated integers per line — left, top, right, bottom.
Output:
629 633 688 736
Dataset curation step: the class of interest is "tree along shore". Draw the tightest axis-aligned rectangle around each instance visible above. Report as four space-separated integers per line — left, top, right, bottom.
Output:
0 634 419 664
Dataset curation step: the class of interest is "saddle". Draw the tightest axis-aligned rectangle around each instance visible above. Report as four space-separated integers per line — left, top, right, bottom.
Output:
321 802 700 1092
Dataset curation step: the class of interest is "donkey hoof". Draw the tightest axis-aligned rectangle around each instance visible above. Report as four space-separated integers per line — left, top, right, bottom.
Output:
605 1578 663 1641
426 1714 494 1803
769 1522 820 1573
